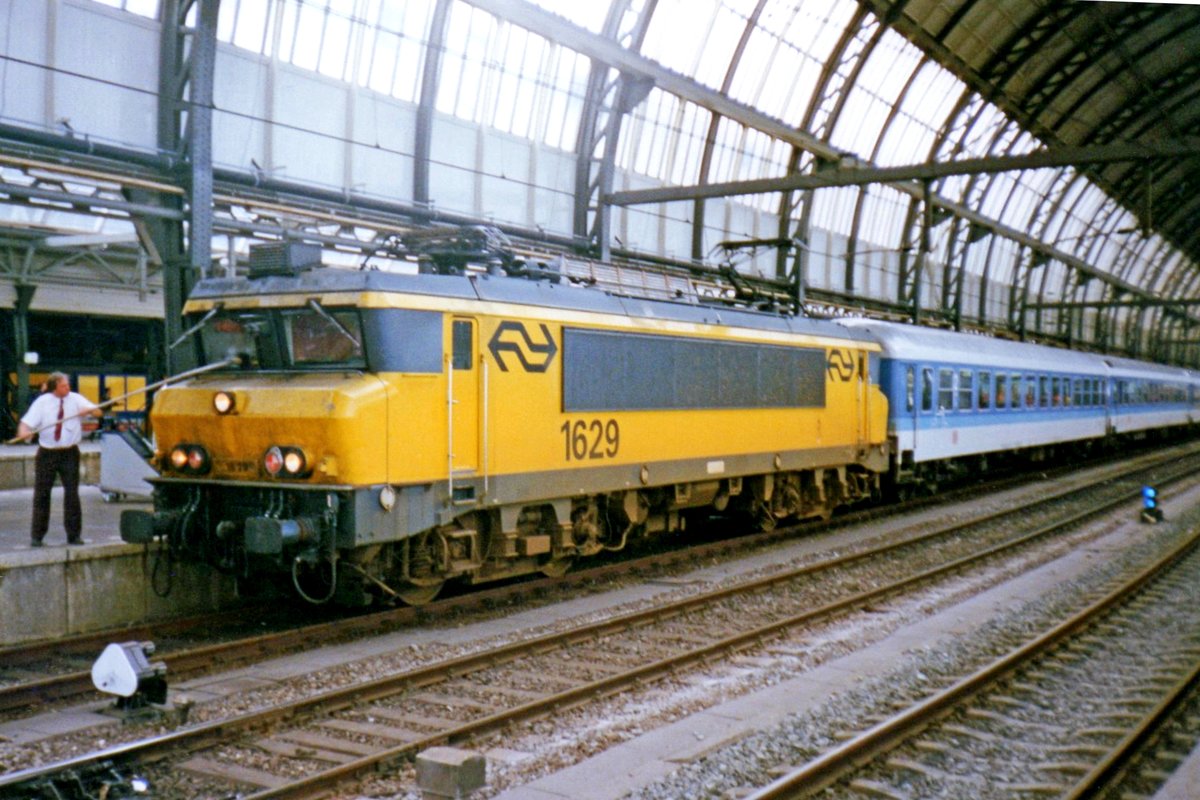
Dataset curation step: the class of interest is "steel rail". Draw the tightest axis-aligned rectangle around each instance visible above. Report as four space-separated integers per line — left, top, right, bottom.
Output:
0 447 1192 720
0 445 1071 711
5 448 1192 798
241 460 1200 798
1060 656 1200 799
740 529 1200 800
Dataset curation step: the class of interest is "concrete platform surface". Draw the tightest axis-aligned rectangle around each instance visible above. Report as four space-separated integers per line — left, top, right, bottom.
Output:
0 481 135 553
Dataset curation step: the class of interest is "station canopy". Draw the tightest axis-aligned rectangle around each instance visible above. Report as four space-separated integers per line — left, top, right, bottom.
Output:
2 0 1199 364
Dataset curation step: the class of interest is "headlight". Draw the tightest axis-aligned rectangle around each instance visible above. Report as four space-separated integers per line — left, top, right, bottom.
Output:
264 446 283 476
186 446 210 474
282 449 306 475
264 445 309 478
169 444 210 475
213 391 236 414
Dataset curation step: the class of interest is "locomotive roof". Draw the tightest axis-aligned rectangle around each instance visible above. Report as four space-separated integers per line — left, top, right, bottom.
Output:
189 266 878 345
836 318 1106 373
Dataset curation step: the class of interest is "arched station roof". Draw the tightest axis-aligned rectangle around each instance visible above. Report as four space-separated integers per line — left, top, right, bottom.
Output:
0 0 1197 366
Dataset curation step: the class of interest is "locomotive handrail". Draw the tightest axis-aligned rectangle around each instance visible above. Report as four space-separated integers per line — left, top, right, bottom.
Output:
6 357 239 446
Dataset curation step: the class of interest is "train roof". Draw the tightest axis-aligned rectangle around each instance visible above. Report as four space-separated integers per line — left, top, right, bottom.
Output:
189 267 878 344
1100 353 1197 382
836 318 1106 372
838 318 1200 383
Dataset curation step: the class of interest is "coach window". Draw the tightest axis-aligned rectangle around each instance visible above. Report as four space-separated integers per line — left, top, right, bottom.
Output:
922 368 934 411
995 373 1007 409
958 369 973 411
1024 375 1037 407
938 368 954 411
1073 378 1082 407
906 367 915 412
1039 375 1050 407
1010 375 1021 408
1051 377 1062 407
978 371 992 409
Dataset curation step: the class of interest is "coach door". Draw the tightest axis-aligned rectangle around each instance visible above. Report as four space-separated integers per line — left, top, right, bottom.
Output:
449 318 480 486
905 365 927 450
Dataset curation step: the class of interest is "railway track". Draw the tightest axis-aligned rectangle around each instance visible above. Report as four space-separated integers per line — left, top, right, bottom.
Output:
0 446 1183 725
3 449 1197 798
0 445 1192 722
739 519 1200 800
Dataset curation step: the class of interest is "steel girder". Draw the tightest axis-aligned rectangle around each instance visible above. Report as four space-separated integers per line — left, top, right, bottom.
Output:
414 0 453 208
153 0 219 374
570 0 656 260
778 5 880 305
690 0 768 263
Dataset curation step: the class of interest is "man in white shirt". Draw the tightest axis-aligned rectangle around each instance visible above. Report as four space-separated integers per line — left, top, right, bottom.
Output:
17 372 102 547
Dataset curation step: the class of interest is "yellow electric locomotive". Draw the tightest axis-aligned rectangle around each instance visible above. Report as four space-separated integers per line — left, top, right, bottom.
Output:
122 239 888 604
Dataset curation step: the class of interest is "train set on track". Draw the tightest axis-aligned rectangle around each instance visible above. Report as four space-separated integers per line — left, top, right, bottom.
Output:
121 234 1200 605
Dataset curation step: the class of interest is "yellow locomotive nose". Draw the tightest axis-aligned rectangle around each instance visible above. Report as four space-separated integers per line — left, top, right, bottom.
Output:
152 372 389 485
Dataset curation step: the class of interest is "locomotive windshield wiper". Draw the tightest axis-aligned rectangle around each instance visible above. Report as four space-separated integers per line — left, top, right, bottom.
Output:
307 298 362 350
169 303 224 351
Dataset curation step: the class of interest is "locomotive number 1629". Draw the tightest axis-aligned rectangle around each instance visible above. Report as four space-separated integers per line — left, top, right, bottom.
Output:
560 418 620 461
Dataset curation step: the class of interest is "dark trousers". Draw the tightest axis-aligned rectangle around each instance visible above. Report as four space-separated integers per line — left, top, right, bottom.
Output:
32 445 82 543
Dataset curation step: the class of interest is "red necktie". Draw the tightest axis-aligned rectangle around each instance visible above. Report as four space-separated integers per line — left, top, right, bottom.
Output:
54 398 64 442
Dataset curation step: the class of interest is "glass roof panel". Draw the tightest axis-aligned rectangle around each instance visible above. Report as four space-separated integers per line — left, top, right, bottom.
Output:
728 0 856 125
526 0 612 34
642 0 724 79
857 185 912 248
617 89 714 187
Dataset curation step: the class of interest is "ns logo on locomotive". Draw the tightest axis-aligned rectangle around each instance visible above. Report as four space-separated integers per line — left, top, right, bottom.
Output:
121 233 1200 606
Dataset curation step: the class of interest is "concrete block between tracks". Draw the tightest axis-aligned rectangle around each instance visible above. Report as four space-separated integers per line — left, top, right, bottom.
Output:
417 746 486 798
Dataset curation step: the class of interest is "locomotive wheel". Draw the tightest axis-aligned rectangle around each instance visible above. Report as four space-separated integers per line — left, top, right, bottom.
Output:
396 580 444 606
540 557 574 578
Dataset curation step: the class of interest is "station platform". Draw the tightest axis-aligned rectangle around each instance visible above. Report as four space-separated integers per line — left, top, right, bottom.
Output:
0 480 237 647
0 440 100 491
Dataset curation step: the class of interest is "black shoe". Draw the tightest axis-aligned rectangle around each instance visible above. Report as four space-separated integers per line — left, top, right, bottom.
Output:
30 540 44 548
67 538 86 546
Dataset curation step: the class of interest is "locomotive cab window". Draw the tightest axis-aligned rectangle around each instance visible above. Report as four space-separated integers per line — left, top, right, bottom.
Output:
193 306 365 371
196 310 282 369
282 307 365 367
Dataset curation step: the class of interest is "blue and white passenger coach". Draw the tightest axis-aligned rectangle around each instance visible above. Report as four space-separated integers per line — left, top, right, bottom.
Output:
839 319 1200 490
841 319 1106 487
1103 354 1199 437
